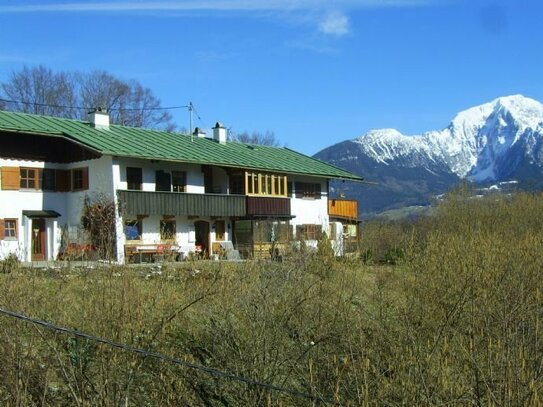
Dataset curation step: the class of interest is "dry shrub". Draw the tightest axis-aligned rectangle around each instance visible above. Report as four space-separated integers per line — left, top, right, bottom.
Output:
0 191 541 405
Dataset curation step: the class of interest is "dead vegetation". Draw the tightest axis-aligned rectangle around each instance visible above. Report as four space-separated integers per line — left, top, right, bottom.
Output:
0 191 542 405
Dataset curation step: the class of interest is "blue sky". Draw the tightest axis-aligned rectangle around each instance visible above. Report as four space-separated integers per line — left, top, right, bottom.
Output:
0 0 542 155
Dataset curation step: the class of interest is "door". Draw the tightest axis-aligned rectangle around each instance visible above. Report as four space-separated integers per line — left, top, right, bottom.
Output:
31 218 47 261
194 220 210 257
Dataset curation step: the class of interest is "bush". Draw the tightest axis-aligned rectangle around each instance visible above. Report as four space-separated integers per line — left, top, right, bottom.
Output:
0 192 542 405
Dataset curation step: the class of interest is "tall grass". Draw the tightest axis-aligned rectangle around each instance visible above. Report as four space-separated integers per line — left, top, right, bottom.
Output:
0 191 542 406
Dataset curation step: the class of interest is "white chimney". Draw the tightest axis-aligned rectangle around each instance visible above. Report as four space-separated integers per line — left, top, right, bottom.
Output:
193 127 206 138
88 107 109 129
213 122 227 144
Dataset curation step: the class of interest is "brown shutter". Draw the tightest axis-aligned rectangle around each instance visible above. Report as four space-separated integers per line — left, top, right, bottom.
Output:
1 167 20 190
55 169 71 192
0 219 4 240
82 167 89 190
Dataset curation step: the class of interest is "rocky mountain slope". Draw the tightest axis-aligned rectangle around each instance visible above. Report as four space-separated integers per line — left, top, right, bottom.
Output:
314 95 543 214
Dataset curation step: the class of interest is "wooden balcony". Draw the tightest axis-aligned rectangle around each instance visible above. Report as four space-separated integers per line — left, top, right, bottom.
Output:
328 199 358 221
117 190 246 217
246 196 291 217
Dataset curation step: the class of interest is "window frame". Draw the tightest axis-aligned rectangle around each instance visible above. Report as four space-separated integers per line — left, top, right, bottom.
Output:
4 219 18 240
214 220 225 241
296 224 322 241
124 219 143 241
172 170 187 193
127 167 143 191
20 167 39 190
244 171 288 197
160 218 176 241
72 168 85 191
295 182 321 200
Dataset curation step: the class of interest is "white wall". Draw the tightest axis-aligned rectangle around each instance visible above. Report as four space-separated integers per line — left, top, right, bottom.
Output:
114 158 205 193
0 156 113 261
118 214 232 261
289 176 329 236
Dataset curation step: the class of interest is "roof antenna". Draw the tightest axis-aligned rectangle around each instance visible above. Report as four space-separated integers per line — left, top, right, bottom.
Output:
189 101 194 142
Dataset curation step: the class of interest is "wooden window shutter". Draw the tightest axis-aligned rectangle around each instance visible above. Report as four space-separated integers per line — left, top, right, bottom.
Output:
55 169 72 192
82 167 89 190
1 167 20 190
0 219 4 240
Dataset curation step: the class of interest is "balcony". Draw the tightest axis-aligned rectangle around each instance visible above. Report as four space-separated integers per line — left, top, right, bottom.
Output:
246 196 291 218
328 199 358 221
117 190 246 217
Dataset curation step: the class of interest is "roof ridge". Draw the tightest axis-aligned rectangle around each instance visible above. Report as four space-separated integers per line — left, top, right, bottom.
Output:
0 109 364 181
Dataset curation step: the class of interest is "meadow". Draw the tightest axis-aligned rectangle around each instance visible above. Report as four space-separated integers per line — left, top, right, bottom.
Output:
0 189 542 406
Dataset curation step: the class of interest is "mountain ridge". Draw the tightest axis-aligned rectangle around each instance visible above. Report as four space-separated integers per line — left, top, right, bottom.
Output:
314 95 543 214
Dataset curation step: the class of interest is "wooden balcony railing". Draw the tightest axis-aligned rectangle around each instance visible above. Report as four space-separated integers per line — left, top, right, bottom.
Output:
246 196 291 217
328 199 358 221
117 190 246 217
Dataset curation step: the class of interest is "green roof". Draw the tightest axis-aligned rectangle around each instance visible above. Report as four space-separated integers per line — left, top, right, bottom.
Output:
0 110 363 181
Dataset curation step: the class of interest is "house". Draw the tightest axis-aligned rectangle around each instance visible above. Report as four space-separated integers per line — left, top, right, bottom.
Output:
0 109 363 263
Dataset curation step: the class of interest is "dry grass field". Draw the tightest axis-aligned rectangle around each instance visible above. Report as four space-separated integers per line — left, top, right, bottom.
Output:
1 190 542 406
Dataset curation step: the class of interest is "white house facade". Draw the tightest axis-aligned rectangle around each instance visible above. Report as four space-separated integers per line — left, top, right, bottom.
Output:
0 110 362 263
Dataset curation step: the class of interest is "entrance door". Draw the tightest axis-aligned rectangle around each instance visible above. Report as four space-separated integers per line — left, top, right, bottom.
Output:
31 219 47 261
194 221 210 257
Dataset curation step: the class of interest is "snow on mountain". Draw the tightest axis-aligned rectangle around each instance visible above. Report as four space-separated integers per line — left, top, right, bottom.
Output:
350 95 543 181
314 95 543 213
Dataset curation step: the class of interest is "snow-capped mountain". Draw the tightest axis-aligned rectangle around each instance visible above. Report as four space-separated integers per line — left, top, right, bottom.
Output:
314 95 543 214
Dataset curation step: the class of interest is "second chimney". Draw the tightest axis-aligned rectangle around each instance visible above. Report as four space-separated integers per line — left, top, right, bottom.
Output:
193 127 206 138
88 107 110 129
213 122 227 144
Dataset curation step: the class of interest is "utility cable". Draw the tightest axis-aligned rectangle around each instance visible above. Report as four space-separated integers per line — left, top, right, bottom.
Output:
0 307 339 405
0 98 189 112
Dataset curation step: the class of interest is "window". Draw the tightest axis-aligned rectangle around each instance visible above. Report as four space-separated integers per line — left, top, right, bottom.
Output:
296 224 322 240
276 221 292 242
254 221 274 243
42 169 56 191
155 170 171 192
172 171 187 192
229 172 244 195
295 182 321 199
72 168 88 191
202 165 213 193
4 219 17 239
215 220 225 241
20 168 38 189
246 172 258 194
160 219 176 240
245 171 287 197
124 219 142 240
127 167 142 190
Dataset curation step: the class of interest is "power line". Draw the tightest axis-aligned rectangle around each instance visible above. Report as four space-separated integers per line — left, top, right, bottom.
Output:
0 98 87 110
0 307 339 405
0 98 189 112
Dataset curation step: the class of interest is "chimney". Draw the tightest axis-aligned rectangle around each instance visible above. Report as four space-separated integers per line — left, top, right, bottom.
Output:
88 107 109 129
213 122 227 144
193 127 206 138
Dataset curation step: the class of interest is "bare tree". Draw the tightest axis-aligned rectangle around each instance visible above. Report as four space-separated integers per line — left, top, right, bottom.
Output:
1 65 78 118
0 65 175 130
230 130 281 146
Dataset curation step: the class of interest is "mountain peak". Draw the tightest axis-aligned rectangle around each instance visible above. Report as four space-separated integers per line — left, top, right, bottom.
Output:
451 94 543 131
314 95 543 213
356 128 403 141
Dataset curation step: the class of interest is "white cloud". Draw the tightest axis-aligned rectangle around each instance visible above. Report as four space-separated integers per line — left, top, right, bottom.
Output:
318 11 350 37
0 0 435 14
0 0 434 39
